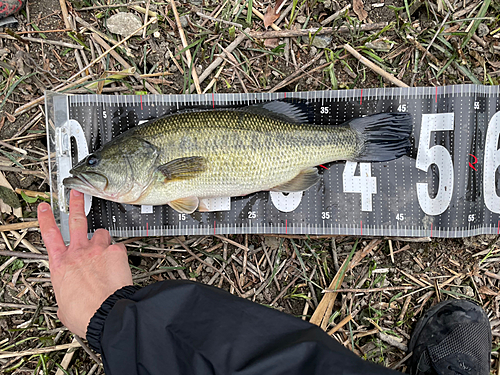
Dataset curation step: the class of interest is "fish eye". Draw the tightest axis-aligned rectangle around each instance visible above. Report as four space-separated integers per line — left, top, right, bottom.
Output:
86 154 98 167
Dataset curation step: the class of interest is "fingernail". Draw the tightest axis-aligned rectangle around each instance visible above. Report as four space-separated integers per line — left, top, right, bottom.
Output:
72 190 83 197
39 203 49 212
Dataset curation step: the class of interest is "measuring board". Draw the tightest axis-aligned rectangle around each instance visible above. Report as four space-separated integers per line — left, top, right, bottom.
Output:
45 85 500 241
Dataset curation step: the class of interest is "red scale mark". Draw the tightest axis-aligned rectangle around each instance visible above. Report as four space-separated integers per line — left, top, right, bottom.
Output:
360 89 363 105
497 221 499 235
319 165 329 170
146 222 149 236
214 220 216 235
212 92 215 108
140 95 143 110
285 219 288 234
469 154 478 171
360 220 363 235
435 86 438 103
284 92 287 98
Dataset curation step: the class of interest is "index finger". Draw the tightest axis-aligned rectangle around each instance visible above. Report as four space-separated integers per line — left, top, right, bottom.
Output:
68 190 89 246
38 202 67 263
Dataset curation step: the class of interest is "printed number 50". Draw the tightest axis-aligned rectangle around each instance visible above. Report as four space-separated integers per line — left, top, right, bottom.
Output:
416 113 454 216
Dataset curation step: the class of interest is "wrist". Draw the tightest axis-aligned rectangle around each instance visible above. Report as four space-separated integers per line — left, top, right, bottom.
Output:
86 285 140 353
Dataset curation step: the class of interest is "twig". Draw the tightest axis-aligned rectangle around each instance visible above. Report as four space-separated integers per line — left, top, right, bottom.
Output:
74 336 102 365
270 274 301 305
14 75 93 116
269 52 325 92
196 12 242 28
0 302 58 312
54 17 157 93
391 352 413 370
170 0 201 94
389 239 395 263
214 234 250 252
202 60 226 93
348 239 382 270
55 337 79 375
90 33 158 94
323 286 414 293
59 0 72 30
75 16 134 57
378 332 408 351
79 1 145 11
344 44 409 88
250 22 388 38
321 4 351 25
417 12 450 71
175 238 242 296
407 35 442 67
0 250 48 260
0 139 27 155
327 314 353 335
0 342 81 359
0 166 45 177
0 34 83 49
142 0 151 39
190 29 248 93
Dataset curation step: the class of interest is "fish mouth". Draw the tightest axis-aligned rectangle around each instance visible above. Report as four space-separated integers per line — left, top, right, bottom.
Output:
63 172 108 193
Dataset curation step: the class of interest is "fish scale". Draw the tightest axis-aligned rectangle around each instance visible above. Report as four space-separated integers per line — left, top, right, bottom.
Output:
132 110 361 203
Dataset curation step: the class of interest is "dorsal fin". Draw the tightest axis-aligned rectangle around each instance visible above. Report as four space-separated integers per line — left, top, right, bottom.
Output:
239 99 315 124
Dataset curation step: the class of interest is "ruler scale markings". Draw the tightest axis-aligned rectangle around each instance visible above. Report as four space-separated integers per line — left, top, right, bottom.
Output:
51 85 500 239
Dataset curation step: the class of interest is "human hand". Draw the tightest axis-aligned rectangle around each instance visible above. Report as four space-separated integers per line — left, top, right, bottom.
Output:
38 190 133 337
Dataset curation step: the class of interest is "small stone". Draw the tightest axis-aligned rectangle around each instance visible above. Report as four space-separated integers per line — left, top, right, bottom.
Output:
309 46 318 56
180 15 189 29
463 285 474 298
477 23 490 38
106 12 143 37
204 257 214 266
311 35 332 49
319 59 326 64
153 31 161 38
296 15 307 23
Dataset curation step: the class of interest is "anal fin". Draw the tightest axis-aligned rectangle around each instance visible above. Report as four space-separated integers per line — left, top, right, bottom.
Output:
271 167 320 192
168 196 199 214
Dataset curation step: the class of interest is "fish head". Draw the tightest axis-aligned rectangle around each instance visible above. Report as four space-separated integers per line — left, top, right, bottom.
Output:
63 136 159 203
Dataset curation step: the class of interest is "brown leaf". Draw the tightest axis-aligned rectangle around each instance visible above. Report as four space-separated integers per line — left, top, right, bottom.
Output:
353 0 368 21
479 286 497 296
264 0 286 29
264 38 280 48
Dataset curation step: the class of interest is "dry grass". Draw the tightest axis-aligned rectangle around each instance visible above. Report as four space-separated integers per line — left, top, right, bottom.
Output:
0 0 499 373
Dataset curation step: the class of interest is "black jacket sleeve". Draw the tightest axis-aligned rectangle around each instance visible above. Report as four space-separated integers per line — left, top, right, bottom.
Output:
86 280 400 375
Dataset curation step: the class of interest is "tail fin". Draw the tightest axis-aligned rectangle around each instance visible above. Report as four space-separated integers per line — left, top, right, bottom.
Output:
348 112 412 162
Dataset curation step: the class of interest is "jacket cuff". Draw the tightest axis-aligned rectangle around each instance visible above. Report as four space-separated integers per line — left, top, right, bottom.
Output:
86 285 141 353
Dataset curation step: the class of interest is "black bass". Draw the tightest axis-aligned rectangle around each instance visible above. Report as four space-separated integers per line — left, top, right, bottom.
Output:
63 101 412 213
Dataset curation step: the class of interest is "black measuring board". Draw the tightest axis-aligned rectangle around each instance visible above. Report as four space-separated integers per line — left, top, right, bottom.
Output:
46 85 500 239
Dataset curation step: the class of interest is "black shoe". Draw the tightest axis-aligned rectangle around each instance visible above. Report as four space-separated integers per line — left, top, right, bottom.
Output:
407 299 491 375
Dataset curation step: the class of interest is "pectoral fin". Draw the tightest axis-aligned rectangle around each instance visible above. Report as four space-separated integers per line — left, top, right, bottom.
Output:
271 167 320 192
158 156 207 181
168 196 199 214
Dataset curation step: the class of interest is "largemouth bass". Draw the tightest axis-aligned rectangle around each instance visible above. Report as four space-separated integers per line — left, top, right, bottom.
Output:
63 101 412 213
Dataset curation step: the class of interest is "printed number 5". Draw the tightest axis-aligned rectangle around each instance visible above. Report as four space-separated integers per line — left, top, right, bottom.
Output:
416 113 454 216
